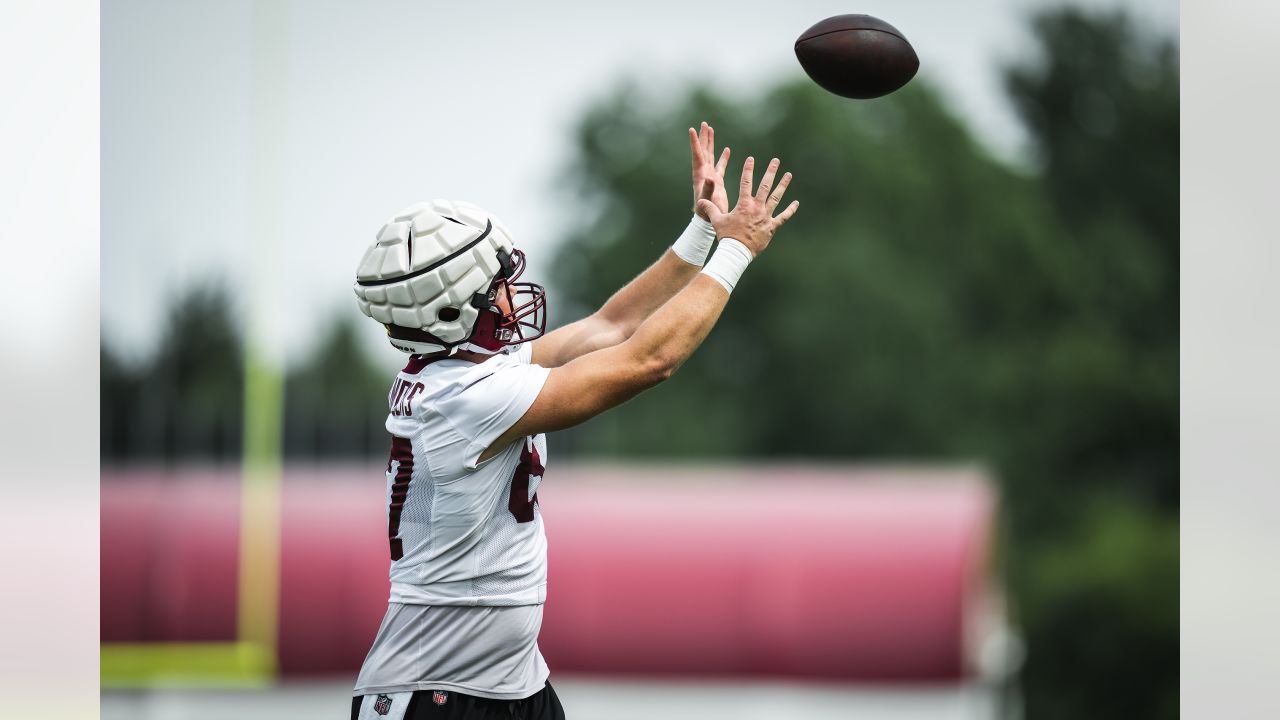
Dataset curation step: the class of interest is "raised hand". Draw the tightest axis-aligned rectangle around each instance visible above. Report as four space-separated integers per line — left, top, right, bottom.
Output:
689 122 731 220
696 156 798 258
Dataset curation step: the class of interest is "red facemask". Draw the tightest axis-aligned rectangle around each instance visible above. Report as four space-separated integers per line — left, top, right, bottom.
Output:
465 248 547 351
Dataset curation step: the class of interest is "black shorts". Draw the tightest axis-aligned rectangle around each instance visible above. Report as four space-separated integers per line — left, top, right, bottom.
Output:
351 681 565 720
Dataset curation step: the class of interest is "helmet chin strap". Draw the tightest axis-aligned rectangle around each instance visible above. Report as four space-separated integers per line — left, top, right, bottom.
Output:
456 304 509 355
384 307 509 358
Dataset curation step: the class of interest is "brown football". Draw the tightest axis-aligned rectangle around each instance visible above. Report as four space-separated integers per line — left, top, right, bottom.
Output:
794 14 919 100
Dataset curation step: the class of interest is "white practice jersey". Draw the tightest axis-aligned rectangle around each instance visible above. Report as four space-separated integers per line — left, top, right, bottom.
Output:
381 342 551 606
354 602 548 700
355 343 553 700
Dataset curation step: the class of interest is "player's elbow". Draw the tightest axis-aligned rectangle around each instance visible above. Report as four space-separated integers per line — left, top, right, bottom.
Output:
637 352 679 387
598 319 630 349
616 337 681 390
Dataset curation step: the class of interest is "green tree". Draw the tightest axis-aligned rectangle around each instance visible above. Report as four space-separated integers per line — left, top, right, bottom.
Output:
1001 10 1178 718
549 8 1176 718
552 78 1062 460
102 283 395 462
283 316 391 458
101 340 141 461
101 282 245 462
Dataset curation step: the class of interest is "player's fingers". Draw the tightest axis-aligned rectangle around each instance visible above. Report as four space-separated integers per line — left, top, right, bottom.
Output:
698 177 715 203
703 123 714 157
696 198 723 222
755 158 780 202
689 127 704 166
738 156 755 203
715 147 731 177
766 172 793 212
772 200 800 228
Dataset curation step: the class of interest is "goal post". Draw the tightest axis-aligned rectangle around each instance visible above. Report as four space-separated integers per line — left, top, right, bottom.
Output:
100 0 290 688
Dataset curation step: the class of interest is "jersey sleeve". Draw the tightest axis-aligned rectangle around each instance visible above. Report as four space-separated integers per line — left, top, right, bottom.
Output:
439 351 550 471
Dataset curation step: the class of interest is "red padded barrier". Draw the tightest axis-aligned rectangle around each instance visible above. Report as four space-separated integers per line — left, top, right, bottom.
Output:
101 464 994 681
101 471 241 643
276 473 391 675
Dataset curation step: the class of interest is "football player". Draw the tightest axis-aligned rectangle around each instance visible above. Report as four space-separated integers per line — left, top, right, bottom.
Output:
349 122 799 720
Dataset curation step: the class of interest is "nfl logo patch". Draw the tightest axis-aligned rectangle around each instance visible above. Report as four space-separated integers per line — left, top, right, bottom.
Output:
373 694 392 715
432 690 449 705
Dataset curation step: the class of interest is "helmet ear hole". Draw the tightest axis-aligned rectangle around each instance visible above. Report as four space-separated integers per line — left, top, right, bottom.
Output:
437 307 461 322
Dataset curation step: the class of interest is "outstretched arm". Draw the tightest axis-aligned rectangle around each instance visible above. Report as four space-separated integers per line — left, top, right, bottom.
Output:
531 122 731 368
483 154 799 462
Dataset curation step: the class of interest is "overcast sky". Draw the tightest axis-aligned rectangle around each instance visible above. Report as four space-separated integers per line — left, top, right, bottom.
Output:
102 0 1177 367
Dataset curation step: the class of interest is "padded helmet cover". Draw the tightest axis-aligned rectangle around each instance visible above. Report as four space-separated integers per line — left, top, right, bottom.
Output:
352 199 530 354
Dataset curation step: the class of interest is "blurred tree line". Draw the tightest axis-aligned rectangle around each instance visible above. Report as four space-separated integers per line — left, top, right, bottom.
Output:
101 7 1176 718
548 8 1176 719
101 287 390 461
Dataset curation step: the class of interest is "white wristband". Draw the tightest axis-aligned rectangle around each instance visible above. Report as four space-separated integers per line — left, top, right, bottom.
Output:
700 238 753 294
671 214 716 265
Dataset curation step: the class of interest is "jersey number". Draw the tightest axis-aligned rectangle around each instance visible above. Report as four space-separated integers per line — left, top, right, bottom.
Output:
386 435 414 561
508 439 543 524
385 435 542 562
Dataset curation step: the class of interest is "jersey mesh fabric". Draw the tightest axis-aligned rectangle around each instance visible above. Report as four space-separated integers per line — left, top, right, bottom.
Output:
381 341 550 607
472 498 529 598
357 343 552 699
472 436 546 598
396 439 435 563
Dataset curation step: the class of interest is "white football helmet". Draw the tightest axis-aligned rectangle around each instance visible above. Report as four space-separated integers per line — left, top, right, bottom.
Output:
353 199 546 355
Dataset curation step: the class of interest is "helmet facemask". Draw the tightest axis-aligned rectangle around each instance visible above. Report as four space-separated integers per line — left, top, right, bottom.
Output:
493 248 547 345
466 248 546 352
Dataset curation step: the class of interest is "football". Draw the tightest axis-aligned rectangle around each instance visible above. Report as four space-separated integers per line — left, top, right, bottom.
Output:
794 14 919 99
